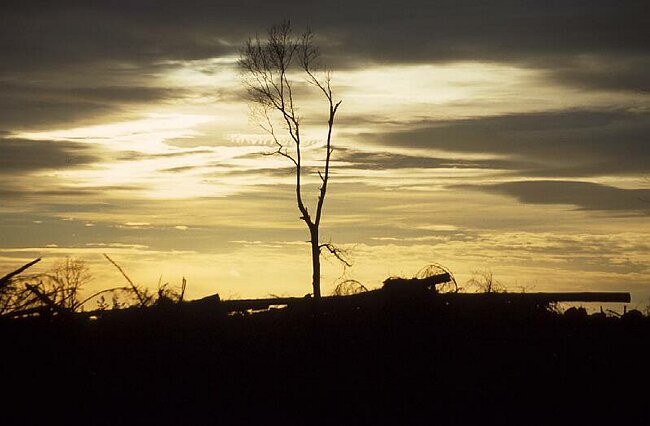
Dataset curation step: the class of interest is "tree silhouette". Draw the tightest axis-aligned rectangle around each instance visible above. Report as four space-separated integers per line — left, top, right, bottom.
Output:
239 21 345 299
0 257 93 317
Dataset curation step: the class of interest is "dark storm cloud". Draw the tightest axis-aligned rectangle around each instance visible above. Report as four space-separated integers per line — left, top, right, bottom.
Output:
0 136 129 205
335 148 532 171
459 180 650 214
550 56 650 93
0 80 186 130
0 97 112 130
0 2 233 72
365 109 650 177
3 1 647 64
0 2 645 200
0 184 144 204
66 86 183 103
117 149 213 161
0 138 99 172
0 81 182 105
1 1 647 94
0 183 91 204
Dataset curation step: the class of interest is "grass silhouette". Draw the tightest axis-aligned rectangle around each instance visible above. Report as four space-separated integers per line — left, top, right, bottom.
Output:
1 259 648 425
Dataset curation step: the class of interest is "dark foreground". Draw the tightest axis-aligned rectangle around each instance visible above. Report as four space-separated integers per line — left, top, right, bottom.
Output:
3 295 650 425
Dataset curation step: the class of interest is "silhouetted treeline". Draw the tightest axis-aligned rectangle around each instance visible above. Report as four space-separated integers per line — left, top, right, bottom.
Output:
2 295 650 426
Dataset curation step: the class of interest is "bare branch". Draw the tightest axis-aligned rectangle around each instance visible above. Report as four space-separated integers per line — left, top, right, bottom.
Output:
103 254 151 307
0 258 42 290
319 242 353 268
76 286 133 309
25 284 70 316
259 108 299 166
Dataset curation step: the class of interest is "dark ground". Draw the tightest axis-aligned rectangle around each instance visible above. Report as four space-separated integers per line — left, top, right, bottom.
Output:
3 295 650 425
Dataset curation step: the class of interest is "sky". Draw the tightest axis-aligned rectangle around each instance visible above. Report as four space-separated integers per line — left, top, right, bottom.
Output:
1 1 649 305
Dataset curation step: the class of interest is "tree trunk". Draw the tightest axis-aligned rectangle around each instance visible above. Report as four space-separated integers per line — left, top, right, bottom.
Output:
310 227 321 298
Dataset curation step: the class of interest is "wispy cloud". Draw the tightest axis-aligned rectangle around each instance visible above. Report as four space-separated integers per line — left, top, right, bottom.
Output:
0 1 648 302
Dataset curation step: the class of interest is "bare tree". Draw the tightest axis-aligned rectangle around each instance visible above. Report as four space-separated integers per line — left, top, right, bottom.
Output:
467 269 506 294
0 257 93 317
46 257 93 311
239 21 347 299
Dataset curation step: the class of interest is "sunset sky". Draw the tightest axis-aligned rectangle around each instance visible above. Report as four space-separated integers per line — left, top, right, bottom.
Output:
1 1 648 304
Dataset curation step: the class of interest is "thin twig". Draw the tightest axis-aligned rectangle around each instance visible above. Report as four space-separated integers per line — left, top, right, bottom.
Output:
102 254 147 307
25 284 69 316
77 286 132 309
319 243 353 267
0 258 42 289
180 277 186 302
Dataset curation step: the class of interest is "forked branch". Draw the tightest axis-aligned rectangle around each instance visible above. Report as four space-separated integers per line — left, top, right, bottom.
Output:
319 242 353 268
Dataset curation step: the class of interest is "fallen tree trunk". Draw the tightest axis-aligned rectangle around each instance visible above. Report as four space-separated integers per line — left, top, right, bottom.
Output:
382 273 452 292
442 292 631 304
189 290 632 313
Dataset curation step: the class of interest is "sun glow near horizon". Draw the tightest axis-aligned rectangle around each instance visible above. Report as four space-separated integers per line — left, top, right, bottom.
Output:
2 52 649 305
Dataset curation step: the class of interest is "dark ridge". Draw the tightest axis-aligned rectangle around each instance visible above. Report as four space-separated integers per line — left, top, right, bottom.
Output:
2 286 648 425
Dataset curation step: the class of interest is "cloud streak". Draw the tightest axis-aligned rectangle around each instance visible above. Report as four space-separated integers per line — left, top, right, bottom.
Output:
0 2 648 301
459 180 650 214
0 138 100 172
364 109 650 177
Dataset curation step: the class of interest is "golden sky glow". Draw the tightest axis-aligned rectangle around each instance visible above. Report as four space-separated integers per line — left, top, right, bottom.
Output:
1 4 649 306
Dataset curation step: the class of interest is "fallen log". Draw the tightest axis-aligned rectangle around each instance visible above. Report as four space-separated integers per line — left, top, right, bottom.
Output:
441 292 631 304
382 273 452 292
208 290 632 313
